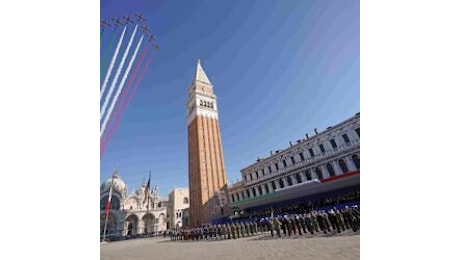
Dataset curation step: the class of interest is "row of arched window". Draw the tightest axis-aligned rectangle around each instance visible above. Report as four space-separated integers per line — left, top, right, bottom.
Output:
231 154 359 203
244 128 360 183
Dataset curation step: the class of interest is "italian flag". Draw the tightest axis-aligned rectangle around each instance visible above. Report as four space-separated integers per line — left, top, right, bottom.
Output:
105 178 114 218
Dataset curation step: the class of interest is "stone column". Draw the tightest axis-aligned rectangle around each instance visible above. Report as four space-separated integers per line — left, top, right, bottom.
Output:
300 170 307 182
275 179 281 189
332 160 342 175
345 156 357 171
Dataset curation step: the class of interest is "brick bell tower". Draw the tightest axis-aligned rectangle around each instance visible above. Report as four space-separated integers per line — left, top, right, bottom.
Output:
187 59 229 227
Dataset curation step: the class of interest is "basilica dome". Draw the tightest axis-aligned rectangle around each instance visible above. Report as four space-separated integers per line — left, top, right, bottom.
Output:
100 169 127 195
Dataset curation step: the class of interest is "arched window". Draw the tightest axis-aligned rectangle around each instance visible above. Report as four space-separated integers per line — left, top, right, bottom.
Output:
265 183 270 194
295 173 302 183
252 187 257 197
305 170 312 181
271 181 276 191
352 154 360 169
258 186 263 196
231 194 235 203
315 167 323 180
279 179 285 188
327 163 335 177
339 159 349 173
183 197 189 204
246 189 250 198
286 176 293 186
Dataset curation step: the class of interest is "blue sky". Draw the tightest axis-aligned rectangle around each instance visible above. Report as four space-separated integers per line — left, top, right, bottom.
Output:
100 0 360 197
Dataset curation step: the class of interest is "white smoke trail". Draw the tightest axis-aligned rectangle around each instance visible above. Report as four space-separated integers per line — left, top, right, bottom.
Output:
100 24 138 121
100 26 127 99
100 34 144 138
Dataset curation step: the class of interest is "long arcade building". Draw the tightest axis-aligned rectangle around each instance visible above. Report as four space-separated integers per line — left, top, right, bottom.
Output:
227 113 360 217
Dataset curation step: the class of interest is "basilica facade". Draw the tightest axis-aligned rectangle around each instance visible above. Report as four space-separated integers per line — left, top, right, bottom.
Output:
100 169 168 238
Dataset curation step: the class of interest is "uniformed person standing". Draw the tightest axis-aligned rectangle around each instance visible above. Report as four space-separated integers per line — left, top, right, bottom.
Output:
236 222 241 238
231 223 236 239
335 209 346 232
328 209 340 233
269 218 274 237
294 215 303 235
274 217 282 238
281 217 287 236
311 211 319 232
316 211 328 234
300 214 307 234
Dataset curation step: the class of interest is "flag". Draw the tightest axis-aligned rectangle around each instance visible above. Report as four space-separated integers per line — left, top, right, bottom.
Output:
143 172 151 204
105 176 114 218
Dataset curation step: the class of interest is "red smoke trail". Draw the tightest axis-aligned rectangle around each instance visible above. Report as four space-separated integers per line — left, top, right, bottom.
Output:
100 53 154 157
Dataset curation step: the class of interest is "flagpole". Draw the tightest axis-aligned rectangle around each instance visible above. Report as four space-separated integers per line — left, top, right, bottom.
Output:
145 171 151 235
102 175 114 242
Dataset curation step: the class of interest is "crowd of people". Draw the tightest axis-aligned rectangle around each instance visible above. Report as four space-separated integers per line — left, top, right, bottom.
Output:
241 191 360 219
168 205 360 241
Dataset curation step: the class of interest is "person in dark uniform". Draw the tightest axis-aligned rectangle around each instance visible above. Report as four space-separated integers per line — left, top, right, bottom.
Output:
244 221 249 237
341 208 351 230
236 222 241 238
226 224 231 239
300 214 307 234
294 215 303 235
217 224 222 239
231 223 236 239
290 216 297 235
311 211 319 233
284 216 292 236
305 213 314 235
316 211 328 234
269 218 275 237
274 217 282 238
322 210 332 232
328 209 340 233
335 209 346 232
351 206 360 231
281 216 287 236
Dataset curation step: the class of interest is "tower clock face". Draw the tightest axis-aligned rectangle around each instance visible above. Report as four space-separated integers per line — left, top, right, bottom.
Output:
199 99 214 109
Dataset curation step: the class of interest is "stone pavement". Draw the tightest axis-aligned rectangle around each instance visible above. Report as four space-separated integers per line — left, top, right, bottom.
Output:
101 230 360 260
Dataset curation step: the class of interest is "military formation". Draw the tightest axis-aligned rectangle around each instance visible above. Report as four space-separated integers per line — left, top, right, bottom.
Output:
169 206 359 241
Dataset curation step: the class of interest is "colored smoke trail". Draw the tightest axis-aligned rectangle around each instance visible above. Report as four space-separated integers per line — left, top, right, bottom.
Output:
100 46 147 144
101 54 153 157
100 30 117 83
100 26 127 99
100 25 138 121
100 33 143 138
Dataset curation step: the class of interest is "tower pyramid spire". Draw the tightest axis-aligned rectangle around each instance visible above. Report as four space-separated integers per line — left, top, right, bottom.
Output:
194 59 212 85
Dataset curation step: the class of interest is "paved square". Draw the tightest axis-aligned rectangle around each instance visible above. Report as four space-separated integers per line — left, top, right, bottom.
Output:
101 230 359 260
